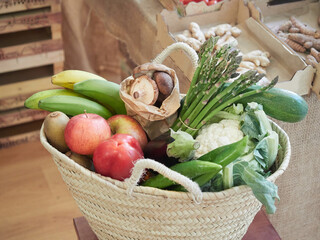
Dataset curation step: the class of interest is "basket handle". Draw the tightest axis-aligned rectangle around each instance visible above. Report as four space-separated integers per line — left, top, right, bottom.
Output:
152 42 199 71
125 158 203 204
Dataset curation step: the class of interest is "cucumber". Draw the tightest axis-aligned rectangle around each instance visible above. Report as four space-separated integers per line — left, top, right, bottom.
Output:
235 86 308 123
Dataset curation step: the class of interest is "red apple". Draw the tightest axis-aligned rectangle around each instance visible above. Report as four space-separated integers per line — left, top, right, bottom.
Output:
93 133 144 181
107 115 148 149
64 113 111 155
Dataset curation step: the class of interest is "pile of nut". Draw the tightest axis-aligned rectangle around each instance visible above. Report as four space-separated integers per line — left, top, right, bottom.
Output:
175 22 272 86
175 22 241 52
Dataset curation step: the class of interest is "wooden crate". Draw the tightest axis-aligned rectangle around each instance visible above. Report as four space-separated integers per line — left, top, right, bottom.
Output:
0 120 43 149
158 0 226 16
0 63 63 110
0 107 49 128
0 0 61 14
0 0 64 148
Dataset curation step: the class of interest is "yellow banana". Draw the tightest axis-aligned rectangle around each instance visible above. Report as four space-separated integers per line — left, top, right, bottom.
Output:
51 70 106 89
24 89 89 110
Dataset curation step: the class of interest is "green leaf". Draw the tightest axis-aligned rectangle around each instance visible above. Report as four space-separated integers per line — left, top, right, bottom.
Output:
253 140 268 169
166 129 200 162
233 161 279 214
237 151 265 174
241 111 261 141
224 103 244 115
254 131 279 170
241 102 273 141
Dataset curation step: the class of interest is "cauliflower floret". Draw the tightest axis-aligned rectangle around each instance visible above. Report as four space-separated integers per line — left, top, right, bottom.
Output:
194 119 244 158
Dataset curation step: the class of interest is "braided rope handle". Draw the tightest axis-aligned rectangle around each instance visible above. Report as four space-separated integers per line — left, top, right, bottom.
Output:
125 44 201 203
125 159 203 204
152 42 199 71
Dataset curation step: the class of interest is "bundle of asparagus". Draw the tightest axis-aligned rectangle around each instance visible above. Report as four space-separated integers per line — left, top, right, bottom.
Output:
171 37 278 137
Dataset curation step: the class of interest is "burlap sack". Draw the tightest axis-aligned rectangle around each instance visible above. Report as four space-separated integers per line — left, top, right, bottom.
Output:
119 63 180 140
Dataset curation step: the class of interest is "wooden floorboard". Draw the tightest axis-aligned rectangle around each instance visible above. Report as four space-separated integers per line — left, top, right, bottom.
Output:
0 139 82 240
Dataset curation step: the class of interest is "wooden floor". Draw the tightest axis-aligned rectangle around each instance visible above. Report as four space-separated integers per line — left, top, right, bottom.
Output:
0 138 82 240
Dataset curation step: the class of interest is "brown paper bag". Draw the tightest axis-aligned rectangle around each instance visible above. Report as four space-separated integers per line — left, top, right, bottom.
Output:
119 63 180 140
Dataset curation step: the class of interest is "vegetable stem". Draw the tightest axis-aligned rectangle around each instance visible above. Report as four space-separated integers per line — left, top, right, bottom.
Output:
187 77 278 136
173 36 279 138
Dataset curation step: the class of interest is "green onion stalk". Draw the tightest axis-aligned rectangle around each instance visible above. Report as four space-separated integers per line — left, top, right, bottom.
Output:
171 36 278 137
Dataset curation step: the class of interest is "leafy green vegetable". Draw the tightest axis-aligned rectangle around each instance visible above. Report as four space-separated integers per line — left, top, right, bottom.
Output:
253 106 273 137
233 160 279 214
238 152 263 174
241 112 261 141
254 131 279 170
241 102 280 171
166 129 200 162
197 103 280 213
225 103 244 115
241 103 266 138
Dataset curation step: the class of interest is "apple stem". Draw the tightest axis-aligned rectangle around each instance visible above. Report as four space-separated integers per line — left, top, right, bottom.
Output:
84 110 88 118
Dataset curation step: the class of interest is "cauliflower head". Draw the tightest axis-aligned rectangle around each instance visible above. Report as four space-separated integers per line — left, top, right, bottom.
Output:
194 119 244 158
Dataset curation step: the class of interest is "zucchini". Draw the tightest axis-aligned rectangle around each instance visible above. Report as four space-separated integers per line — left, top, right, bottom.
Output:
235 86 308 123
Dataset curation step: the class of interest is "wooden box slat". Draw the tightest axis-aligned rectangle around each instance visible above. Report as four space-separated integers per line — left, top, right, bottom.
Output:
0 10 62 34
0 61 63 111
0 49 64 73
0 0 61 15
0 76 62 111
0 38 63 61
0 119 43 149
0 108 49 128
0 129 40 149
0 0 63 146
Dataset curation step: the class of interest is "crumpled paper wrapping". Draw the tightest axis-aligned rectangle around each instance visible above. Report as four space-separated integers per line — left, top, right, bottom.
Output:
120 63 180 140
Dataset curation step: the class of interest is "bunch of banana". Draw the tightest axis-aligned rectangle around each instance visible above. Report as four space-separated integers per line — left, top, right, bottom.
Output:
24 70 127 119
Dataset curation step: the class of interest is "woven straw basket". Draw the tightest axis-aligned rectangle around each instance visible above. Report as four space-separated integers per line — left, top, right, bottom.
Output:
40 43 291 240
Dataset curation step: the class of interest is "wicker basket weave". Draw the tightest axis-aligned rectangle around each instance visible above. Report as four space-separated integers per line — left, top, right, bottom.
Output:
40 120 290 240
40 43 291 239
